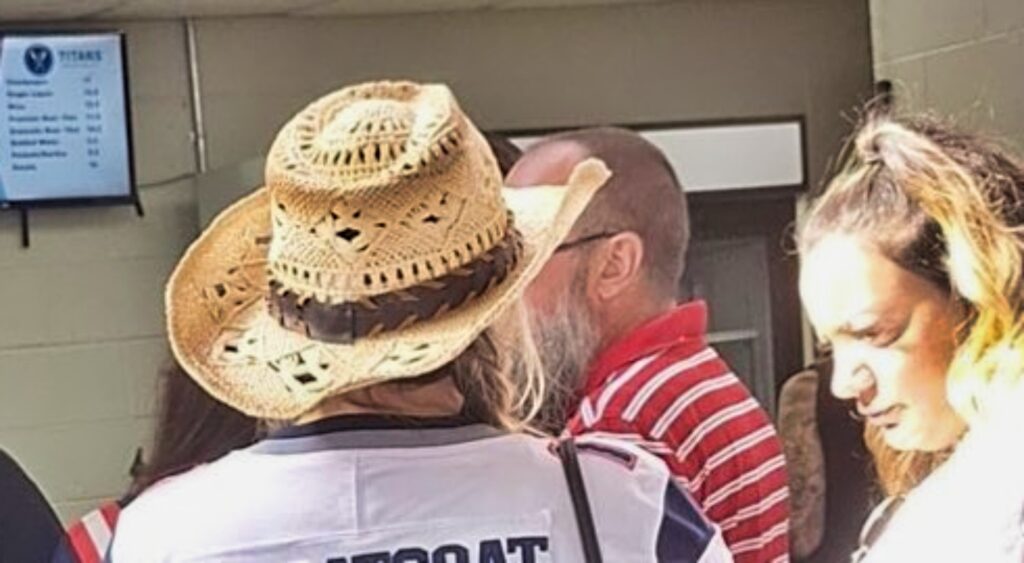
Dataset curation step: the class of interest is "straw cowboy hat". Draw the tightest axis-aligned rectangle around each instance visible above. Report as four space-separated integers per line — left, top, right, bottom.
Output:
166 81 609 419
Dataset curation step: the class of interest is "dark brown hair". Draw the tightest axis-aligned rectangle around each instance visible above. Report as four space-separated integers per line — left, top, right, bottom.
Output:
129 360 260 496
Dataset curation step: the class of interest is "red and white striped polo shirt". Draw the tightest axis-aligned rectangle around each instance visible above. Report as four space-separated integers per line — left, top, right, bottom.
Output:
567 301 790 563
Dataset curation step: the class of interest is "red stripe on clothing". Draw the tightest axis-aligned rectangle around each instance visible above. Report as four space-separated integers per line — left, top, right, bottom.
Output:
569 303 790 563
686 425 779 492
685 429 784 496
733 531 789 563
99 502 121 529
613 356 732 431
66 522 102 563
702 455 788 510
723 500 790 545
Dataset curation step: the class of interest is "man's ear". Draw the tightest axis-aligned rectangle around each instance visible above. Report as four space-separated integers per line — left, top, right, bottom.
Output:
590 232 644 302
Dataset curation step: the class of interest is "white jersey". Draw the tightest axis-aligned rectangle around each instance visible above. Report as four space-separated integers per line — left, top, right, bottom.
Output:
111 415 732 563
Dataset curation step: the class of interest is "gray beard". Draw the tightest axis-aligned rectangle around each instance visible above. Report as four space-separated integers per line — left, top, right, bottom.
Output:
530 293 601 435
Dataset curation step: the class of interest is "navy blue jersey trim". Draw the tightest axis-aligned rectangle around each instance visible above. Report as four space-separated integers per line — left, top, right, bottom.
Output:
268 412 480 440
253 414 504 455
656 482 715 562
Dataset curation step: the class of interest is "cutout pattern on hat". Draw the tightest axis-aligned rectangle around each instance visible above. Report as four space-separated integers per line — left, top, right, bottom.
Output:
166 81 611 419
263 85 507 305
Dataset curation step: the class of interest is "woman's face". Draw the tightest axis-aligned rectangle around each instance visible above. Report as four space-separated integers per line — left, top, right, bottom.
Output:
800 234 966 451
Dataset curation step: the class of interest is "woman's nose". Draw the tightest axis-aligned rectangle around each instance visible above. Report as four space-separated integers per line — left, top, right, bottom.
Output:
831 358 876 403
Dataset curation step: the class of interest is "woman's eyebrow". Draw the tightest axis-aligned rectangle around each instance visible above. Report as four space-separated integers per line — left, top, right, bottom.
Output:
833 311 887 338
839 308 911 339
837 317 873 335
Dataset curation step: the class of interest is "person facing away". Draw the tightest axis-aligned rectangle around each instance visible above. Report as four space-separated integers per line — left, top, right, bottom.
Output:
110 80 734 563
0 449 63 563
798 111 1024 562
507 128 790 563
51 359 260 563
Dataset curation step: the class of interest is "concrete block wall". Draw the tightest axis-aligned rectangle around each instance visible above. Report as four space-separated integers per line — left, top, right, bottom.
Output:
872 0 1024 147
0 20 197 522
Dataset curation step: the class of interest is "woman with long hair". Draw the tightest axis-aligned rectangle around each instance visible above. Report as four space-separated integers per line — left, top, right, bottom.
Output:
128 359 260 497
109 80 732 562
53 360 259 562
798 111 1024 561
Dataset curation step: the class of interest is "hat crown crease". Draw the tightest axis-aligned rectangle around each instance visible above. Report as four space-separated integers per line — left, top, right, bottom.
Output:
262 83 509 305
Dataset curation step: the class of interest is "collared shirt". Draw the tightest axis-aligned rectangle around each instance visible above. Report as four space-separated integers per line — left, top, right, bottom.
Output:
110 413 734 562
567 301 790 563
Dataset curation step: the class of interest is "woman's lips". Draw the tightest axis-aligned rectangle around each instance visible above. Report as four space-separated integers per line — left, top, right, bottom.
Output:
859 404 902 427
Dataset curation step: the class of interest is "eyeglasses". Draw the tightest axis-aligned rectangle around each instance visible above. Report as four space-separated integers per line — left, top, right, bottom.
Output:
554 231 619 254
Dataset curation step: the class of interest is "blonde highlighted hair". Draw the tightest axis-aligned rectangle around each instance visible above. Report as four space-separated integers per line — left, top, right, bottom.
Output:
324 301 547 432
800 112 1024 492
802 113 1024 421
863 425 951 497
451 300 547 431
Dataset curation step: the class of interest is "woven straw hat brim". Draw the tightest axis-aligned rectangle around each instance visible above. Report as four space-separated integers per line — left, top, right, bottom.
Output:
166 158 611 419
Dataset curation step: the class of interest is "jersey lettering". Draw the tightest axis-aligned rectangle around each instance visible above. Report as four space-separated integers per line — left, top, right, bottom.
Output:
326 536 549 563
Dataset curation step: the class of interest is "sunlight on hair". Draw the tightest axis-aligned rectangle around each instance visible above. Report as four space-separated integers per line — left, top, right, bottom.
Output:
825 116 1024 423
488 300 548 431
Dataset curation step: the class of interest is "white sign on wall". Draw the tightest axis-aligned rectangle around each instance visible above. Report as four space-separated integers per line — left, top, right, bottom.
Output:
0 33 132 203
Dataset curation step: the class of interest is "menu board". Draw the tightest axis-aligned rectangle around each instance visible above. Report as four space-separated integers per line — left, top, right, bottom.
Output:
0 33 134 204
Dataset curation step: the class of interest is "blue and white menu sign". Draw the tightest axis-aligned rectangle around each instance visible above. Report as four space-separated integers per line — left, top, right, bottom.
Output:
0 34 132 203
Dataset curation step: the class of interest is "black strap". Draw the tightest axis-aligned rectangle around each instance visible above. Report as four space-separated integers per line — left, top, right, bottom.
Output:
557 438 604 563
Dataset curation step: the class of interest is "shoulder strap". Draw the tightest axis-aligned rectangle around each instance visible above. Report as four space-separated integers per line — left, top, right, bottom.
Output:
557 438 604 563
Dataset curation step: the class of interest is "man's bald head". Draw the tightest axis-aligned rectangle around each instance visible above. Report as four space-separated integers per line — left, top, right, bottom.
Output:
508 127 689 297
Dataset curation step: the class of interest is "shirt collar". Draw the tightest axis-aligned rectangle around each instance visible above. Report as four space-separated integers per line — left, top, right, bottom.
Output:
583 300 708 395
251 413 503 455
267 412 477 439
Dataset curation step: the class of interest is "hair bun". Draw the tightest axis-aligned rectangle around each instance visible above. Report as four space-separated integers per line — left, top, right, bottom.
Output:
854 119 890 166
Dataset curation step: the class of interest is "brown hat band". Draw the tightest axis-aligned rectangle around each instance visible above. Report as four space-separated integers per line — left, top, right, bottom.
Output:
268 227 523 344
